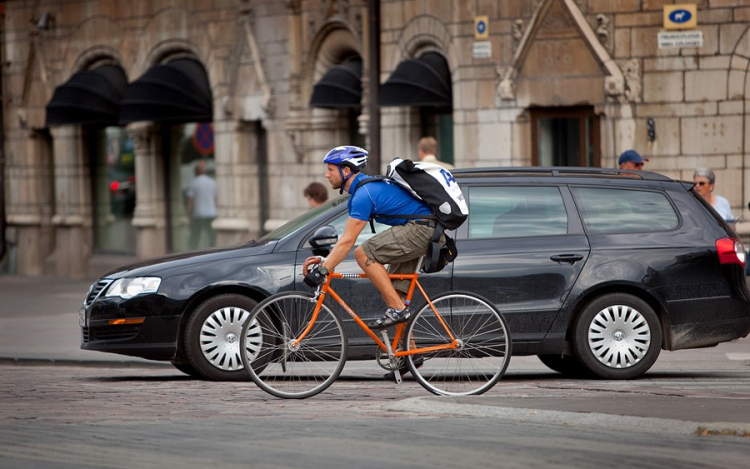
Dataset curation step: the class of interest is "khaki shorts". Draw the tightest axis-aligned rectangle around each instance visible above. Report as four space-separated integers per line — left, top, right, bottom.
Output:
360 221 442 293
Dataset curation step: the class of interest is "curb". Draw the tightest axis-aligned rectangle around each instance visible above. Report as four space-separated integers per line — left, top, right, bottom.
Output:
0 357 171 368
383 396 750 438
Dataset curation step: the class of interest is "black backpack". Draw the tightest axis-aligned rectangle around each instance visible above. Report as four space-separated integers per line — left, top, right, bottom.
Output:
354 159 468 273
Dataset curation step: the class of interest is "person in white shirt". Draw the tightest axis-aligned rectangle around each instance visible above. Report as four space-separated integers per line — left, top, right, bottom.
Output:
693 167 735 225
417 136 454 169
186 161 218 249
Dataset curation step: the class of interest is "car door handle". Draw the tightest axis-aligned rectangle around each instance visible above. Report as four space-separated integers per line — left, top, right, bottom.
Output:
550 254 584 264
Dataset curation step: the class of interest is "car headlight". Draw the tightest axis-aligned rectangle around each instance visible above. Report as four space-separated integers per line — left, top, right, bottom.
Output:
105 277 162 299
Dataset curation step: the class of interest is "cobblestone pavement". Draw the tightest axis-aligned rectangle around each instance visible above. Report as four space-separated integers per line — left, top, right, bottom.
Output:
2 360 750 469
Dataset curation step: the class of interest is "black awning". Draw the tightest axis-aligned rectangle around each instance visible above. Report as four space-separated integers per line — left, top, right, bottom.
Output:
379 52 452 107
45 65 128 127
119 58 212 124
310 59 362 109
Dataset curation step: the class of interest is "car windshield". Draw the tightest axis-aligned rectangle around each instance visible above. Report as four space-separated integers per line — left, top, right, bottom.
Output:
258 196 349 242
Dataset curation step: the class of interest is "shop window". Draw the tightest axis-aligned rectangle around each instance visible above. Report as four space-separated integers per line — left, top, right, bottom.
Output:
90 127 136 254
165 123 216 252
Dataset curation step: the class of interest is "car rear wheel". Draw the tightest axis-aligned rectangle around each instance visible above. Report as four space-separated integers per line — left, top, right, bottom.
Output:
183 294 259 381
572 293 662 379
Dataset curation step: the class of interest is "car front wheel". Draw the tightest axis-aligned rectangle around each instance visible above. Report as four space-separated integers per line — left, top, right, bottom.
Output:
572 293 662 379
183 294 259 381
537 354 592 377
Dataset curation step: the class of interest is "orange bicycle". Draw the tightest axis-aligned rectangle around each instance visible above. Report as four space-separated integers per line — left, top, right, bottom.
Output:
240 259 512 399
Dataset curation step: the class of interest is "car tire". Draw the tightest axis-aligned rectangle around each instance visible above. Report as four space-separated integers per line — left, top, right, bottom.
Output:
183 294 259 381
572 293 662 379
537 354 592 377
170 360 203 378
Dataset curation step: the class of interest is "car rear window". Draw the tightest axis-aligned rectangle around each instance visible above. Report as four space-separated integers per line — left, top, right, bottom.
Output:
468 186 568 239
572 186 679 234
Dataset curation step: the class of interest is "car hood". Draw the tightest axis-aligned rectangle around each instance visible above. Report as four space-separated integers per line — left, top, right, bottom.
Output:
101 240 277 278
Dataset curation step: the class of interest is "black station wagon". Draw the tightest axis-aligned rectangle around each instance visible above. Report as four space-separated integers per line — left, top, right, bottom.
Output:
80 167 750 380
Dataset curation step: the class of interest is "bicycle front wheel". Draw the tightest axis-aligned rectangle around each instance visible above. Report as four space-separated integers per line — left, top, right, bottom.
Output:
405 292 511 396
240 291 347 399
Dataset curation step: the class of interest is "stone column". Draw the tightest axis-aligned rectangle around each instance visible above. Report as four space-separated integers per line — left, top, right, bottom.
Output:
212 119 259 245
4 130 54 275
126 122 167 259
49 126 93 278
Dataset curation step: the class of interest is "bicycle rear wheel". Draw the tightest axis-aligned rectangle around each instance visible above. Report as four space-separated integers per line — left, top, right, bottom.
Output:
240 291 347 399
405 291 511 396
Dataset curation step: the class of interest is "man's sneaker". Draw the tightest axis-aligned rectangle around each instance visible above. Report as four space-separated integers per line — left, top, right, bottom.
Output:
367 306 412 329
384 356 424 381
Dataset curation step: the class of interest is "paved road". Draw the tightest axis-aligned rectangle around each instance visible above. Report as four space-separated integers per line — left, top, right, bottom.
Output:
1 275 750 468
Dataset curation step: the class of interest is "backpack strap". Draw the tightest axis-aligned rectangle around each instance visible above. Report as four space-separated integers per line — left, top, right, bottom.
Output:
352 175 437 233
426 223 445 270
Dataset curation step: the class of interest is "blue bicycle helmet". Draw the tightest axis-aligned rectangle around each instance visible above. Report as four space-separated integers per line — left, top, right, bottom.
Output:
323 146 368 194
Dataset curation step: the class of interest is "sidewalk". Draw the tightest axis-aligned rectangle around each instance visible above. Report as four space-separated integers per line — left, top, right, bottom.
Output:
0 274 163 366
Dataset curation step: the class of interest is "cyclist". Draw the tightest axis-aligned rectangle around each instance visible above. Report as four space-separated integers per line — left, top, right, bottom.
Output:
303 145 444 330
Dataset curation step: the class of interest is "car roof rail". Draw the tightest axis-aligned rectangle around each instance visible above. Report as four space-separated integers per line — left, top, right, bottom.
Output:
452 166 674 181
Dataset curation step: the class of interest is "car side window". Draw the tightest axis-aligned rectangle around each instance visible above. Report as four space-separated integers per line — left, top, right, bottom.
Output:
468 186 568 239
572 186 678 234
328 211 390 245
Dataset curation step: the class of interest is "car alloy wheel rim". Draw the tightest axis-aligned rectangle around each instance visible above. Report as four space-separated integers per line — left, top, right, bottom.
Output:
200 306 259 371
587 304 651 369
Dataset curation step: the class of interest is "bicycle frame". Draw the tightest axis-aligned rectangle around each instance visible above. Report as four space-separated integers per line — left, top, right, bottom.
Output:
292 272 459 357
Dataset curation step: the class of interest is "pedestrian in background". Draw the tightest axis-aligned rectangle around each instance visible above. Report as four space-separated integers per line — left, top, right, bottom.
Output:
618 149 648 170
303 182 328 208
417 136 454 169
186 160 217 249
693 167 734 224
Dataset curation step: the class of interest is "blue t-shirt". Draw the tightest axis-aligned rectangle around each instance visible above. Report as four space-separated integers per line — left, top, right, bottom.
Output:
347 173 432 226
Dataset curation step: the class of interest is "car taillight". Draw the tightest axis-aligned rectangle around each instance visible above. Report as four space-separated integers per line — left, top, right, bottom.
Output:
716 238 746 266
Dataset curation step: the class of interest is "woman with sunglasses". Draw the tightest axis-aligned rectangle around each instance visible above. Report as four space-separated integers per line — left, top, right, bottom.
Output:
693 167 735 225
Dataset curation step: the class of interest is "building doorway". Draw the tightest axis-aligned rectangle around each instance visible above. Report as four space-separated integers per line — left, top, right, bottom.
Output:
531 106 600 167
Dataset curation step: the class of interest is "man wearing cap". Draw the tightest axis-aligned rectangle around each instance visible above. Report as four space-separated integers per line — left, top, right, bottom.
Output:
618 149 649 170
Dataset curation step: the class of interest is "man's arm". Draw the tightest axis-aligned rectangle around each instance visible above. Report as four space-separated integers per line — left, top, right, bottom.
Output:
303 217 368 273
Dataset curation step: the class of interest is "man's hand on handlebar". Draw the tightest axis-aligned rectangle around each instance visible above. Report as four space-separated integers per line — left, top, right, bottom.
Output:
303 256 329 288
303 256 322 273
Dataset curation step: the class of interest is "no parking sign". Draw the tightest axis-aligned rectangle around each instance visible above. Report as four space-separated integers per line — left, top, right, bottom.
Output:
192 123 215 156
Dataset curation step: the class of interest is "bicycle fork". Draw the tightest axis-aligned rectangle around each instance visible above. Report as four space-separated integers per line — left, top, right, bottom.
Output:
380 330 402 384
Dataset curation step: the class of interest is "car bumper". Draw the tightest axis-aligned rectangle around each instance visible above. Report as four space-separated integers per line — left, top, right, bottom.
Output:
80 314 181 361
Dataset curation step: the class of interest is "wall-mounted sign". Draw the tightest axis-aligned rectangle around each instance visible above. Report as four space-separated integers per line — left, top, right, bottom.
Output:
664 4 697 30
473 41 492 59
474 16 489 40
658 30 703 49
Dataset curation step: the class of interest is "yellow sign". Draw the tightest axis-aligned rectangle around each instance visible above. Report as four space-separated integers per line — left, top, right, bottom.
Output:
474 16 489 40
664 4 697 30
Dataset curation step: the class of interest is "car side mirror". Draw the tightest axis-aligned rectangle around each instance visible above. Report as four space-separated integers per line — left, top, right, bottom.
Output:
309 225 338 250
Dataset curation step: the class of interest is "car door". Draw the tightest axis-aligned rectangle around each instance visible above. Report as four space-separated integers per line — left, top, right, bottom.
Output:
294 207 452 354
451 183 590 349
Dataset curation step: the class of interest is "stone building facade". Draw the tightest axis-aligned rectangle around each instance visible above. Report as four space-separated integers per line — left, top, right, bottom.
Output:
1 0 749 278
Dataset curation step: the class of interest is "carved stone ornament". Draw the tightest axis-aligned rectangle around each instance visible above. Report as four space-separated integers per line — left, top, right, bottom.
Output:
596 14 610 48
622 59 641 103
604 75 624 97
499 78 516 100
513 19 525 42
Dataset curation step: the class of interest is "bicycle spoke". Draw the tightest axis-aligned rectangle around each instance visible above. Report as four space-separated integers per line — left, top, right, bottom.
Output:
240 292 347 399
406 292 511 396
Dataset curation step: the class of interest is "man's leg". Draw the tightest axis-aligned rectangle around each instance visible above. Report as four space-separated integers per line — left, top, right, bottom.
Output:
356 222 433 312
354 247 404 310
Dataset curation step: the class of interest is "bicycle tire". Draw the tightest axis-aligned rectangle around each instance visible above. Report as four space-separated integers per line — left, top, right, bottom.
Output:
240 291 347 399
405 291 511 396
